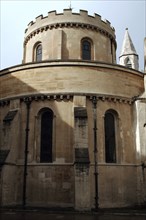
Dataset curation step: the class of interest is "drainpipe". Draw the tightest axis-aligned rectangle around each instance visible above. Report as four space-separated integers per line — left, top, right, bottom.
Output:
92 96 99 211
0 167 2 206
22 98 31 208
142 162 146 181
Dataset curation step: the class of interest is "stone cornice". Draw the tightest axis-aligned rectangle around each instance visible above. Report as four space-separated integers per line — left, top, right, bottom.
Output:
0 93 135 107
24 9 115 41
24 21 116 47
0 60 144 77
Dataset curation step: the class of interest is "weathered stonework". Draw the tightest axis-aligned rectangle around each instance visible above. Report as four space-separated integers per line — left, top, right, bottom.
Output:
23 9 116 64
0 9 146 210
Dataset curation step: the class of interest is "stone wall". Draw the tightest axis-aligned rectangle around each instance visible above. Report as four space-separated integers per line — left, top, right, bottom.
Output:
0 39 145 210
0 62 143 100
23 9 116 64
0 92 145 208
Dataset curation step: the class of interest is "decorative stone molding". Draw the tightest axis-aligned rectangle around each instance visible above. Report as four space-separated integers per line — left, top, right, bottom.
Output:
89 95 133 105
0 60 143 76
0 100 10 107
134 97 146 102
0 94 134 107
24 22 116 46
24 9 116 47
22 94 72 102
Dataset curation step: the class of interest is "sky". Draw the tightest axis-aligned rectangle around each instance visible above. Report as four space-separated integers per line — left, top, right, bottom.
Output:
0 0 146 71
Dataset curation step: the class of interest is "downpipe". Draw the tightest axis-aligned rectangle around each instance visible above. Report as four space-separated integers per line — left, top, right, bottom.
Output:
22 98 31 208
92 96 99 211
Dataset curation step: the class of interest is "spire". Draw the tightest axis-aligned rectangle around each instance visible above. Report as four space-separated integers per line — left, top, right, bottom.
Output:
144 37 146 73
119 28 139 70
120 28 137 57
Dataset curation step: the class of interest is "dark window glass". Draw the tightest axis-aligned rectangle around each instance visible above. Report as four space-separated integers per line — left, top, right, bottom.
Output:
104 112 116 163
0 150 10 166
36 44 42 62
82 40 91 60
126 57 132 68
40 109 53 162
3 110 17 123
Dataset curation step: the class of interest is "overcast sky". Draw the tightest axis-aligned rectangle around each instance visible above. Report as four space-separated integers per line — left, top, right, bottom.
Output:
0 0 146 71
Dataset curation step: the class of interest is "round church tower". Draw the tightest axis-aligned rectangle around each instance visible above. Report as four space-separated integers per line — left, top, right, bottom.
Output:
0 9 145 210
23 9 116 63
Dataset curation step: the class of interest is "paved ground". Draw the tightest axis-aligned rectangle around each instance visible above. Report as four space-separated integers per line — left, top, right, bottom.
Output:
0 211 146 220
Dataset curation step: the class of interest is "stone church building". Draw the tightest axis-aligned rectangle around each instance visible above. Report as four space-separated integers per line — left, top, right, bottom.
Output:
0 9 146 210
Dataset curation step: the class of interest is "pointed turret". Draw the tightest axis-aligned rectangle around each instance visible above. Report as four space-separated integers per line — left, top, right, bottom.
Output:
144 37 146 73
119 28 139 70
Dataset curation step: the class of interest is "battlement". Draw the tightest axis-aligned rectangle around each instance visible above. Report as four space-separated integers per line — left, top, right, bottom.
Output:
24 9 115 40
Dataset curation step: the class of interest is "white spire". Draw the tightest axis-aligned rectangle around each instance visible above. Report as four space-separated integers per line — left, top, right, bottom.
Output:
119 28 139 70
144 37 146 73
120 28 137 56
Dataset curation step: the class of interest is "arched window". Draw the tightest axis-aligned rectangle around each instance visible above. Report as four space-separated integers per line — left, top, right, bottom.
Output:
104 110 117 163
125 57 132 68
36 44 42 62
40 108 53 163
82 39 91 60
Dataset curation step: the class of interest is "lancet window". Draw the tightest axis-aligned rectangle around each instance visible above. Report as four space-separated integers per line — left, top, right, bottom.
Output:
81 38 92 60
104 110 117 163
40 108 53 163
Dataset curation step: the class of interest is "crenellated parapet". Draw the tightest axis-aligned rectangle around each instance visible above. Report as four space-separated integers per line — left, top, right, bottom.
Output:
24 9 116 46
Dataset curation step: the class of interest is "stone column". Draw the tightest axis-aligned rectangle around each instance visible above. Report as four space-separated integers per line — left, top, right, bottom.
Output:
73 103 90 210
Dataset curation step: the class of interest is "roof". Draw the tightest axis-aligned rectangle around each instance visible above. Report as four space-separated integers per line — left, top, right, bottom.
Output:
120 28 137 57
